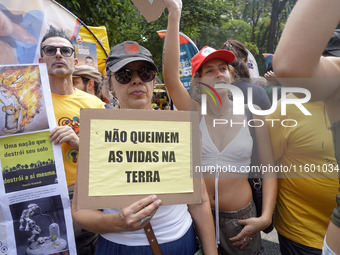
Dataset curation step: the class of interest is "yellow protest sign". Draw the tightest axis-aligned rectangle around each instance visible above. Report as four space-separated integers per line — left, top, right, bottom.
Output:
89 119 192 196
77 109 201 209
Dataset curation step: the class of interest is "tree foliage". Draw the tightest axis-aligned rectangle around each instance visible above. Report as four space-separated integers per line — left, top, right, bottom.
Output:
55 0 297 75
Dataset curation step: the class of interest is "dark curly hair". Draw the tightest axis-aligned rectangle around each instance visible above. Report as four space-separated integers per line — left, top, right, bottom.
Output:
221 39 250 79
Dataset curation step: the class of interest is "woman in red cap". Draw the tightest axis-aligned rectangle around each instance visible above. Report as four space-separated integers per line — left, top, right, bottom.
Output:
162 0 277 254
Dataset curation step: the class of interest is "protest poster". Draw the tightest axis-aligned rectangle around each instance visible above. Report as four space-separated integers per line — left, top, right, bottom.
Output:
0 64 76 255
76 109 202 209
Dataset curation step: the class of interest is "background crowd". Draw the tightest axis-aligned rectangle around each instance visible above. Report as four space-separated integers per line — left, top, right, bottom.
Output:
4 0 340 254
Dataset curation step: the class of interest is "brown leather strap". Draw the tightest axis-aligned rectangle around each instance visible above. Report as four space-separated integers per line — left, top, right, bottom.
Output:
144 222 162 255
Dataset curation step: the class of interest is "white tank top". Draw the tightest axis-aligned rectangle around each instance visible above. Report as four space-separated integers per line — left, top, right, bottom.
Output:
200 116 252 173
101 204 192 245
200 116 253 244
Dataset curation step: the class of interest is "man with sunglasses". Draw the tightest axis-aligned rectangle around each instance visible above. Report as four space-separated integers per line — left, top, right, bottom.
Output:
38 28 104 254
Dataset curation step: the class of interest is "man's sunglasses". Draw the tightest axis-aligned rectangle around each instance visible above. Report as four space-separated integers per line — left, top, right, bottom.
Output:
42 45 75 57
114 67 156 84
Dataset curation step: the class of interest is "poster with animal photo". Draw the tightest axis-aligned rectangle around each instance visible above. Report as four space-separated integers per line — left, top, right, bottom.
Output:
0 64 76 254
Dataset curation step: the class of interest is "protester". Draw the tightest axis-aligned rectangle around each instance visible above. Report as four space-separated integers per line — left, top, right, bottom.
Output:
221 39 271 111
38 28 104 254
267 29 340 255
221 39 250 79
267 95 338 254
273 0 340 254
162 0 277 254
73 65 102 92
72 64 114 108
71 39 218 255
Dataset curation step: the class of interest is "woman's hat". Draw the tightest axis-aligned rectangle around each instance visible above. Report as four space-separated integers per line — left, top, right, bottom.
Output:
191 46 235 76
106 41 157 72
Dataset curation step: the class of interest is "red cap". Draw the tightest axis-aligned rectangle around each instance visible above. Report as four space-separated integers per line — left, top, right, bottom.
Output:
191 46 235 76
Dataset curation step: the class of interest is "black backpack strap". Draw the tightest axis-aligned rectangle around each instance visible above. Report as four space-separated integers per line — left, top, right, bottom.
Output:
245 106 260 179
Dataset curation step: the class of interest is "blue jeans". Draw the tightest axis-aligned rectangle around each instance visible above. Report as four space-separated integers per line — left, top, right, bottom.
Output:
96 224 197 255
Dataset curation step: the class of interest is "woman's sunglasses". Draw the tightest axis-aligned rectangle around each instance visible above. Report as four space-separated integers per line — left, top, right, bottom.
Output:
114 67 156 84
42 45 75 57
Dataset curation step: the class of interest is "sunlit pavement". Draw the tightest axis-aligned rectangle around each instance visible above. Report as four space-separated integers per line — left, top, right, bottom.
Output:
261 228 281 255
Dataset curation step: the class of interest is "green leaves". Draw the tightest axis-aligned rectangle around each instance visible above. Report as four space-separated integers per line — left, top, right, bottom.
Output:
55 0 296 75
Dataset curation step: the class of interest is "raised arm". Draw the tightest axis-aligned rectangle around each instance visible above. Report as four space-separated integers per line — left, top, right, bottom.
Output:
274 0 340 99
162 0 191 110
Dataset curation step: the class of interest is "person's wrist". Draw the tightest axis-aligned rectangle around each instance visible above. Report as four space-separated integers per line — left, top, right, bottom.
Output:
168 9 181 20
168 4 182 16
259 215 272 228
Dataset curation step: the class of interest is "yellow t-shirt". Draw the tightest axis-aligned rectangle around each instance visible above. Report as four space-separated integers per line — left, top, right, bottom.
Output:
52 88 104 186
267 94 338 249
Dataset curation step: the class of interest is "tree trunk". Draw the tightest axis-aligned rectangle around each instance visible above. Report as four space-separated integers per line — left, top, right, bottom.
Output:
267 0 288 53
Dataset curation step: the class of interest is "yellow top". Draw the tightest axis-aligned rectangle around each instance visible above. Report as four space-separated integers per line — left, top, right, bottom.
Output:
268 94 338 249
52 88 104 186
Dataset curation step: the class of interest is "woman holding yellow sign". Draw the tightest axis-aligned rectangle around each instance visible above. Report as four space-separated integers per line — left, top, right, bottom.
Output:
71 12 217 255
